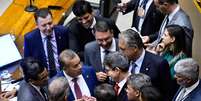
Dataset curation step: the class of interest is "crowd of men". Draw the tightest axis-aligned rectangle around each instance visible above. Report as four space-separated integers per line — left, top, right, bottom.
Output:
1 0 200 101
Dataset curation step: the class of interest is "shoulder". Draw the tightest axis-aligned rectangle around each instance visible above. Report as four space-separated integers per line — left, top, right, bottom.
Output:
24 28 40 39
145 51 167 64
85 41 98 50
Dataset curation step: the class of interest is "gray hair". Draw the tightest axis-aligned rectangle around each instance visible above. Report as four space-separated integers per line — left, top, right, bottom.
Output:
174 58 199 81
104 51 129 72
127 73 152 90
59 49 77 69
119 29 144 49
48 77 69 101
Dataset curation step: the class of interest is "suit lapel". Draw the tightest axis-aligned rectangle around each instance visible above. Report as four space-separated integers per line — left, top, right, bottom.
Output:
35 31 47 66
94 45 102 71
140 51 151 74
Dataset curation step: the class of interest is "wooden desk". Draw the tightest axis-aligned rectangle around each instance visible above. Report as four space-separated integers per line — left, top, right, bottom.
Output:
0 0 75 54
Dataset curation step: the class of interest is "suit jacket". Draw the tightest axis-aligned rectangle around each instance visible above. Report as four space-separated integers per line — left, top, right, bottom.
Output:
24 25 69 69
67 16 120 61
84 39 119 72
117 84 128 101
140 51 174 101
57 66 98 101
124 0 164 36
172 80 201 101
150 8 193 56
17 80 47 101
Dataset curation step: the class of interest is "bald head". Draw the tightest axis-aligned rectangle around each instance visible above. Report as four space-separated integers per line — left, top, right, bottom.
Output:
48 77 69 101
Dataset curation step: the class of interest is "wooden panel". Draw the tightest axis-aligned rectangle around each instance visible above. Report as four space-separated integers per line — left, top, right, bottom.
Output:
0 0 75 54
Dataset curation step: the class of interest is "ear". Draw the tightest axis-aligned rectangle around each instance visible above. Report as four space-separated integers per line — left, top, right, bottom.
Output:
135 89 141 97
171 37 175 43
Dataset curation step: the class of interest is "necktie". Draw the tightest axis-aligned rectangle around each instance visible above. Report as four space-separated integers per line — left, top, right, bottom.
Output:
40 87 47 101
46 36 57 77
114 83 120 95
177 88 186 101
72 78 82 99
135 0 149 29
155 15 169 46
131 62 137 74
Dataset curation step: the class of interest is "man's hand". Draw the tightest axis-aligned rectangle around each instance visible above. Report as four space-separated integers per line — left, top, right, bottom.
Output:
0 88 17 99
116 3 127 12
142 36 150 44
96 72 108 82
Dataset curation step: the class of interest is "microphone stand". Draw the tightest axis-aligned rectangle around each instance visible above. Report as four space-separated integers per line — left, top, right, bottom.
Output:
25 0 38 12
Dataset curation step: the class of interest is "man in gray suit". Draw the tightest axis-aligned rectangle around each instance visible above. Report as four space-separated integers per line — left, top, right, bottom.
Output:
144 0 193 57
17 57 48 101
84 20 118 82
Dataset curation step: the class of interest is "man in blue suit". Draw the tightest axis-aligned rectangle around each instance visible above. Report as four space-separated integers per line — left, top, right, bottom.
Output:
24 8 69 78
172 58 201 101
58 49 98 101
118 29 174 101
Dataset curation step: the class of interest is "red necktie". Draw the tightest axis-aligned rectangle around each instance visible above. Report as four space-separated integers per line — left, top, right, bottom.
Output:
72 78 82 99
114 83 120 95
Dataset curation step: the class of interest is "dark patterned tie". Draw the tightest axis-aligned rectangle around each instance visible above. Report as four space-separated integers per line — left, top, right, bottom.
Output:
46 36 56 77
114 83 120 95
40 87 47 101
72 78 82 99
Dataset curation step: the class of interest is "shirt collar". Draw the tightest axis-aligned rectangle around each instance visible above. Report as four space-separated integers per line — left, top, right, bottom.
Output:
90 17 96 29
168 5 180 21
134 49 145 68
118 73 131 93
40 30 56 41
63 71 82 82
185 80 200 93
100 38 116 53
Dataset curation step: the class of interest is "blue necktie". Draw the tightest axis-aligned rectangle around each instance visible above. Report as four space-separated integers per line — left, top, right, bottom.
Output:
131 62 137 73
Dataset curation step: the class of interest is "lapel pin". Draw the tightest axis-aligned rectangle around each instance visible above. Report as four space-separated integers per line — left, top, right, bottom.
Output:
145 68 149 71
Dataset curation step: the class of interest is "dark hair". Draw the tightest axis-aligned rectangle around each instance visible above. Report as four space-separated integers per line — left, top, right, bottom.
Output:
141 86 162 101
104 51 129 72
94 83 117 101
94 20 113 33
72 0 93 17
34 8 52 23
158 0 178 5
119 29 144 49
20 57 45 82
165 24 186 55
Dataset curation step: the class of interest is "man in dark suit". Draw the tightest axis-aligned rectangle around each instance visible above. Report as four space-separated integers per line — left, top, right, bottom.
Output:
67 0 120 61
58 49 98 101
144 0 193 57
118 29 174 101
104 52 130 101
172 58 201 101
84 20 118 82
17 57 48 101
24 8 69 78
118 0 164 37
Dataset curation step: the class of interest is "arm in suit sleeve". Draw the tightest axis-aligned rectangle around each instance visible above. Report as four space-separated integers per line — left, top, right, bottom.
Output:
84 44 91 66
24 35 32 57
158 59 174 101
123 0 138 14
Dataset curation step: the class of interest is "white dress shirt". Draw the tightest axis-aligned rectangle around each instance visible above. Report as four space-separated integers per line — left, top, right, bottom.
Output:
63 71 91 99
100 38 117 67
129 49 145 73
40 31 60 71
